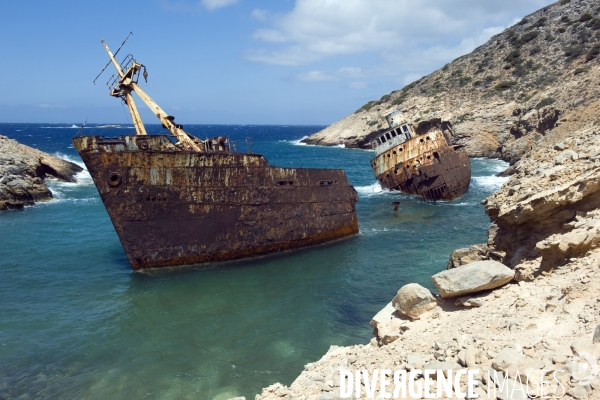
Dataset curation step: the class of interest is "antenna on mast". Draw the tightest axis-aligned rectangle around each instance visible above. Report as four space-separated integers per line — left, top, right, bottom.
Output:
93 32 133 85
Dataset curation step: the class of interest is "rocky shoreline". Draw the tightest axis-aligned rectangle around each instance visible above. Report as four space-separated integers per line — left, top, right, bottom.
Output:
250 93 600 399
0 135 83 211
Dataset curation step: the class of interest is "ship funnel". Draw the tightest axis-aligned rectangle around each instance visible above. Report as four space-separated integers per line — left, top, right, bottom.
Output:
385 110 403 129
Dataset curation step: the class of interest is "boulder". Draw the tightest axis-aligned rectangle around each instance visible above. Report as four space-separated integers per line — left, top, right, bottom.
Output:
447 243 488 269
431 260 514 298
391 283 437 319
455 295 485 307
492 348 523 371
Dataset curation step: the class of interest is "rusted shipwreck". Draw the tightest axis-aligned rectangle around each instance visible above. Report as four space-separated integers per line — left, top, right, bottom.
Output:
369 111 471 201
72 39 359 270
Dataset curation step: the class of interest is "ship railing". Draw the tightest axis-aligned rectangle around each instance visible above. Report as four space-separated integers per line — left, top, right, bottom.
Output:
222 138 254 154
120 54 135 73
106 74 120 93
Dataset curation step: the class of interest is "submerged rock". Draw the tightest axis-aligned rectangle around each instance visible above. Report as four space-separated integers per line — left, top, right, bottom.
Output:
431 260 514 298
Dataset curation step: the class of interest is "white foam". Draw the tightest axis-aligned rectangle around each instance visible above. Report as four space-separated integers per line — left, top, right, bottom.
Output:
40 125 80 129
355 182 384 197
473 175 508 189
50 152 93 188
287 136 309 146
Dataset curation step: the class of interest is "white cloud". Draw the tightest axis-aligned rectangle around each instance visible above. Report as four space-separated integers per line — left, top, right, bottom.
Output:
295 71 336 82
251 8 268 21
349 82 367 89
245 0 554 66
293 67 364 83
201 0 238 11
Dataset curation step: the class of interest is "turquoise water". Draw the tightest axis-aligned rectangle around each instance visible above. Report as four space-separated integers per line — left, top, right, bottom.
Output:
0 123 507 399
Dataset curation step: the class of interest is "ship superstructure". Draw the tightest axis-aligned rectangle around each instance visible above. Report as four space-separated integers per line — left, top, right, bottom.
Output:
72 36 359 270
369 110 471 201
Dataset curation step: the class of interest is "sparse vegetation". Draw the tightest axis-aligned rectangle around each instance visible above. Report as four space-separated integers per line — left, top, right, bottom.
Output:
535 97 556 109
560 0 570 5
588 18 600 30
380 94 391 102
494 81 518 91
533 17 547 28
522 31 539 43
367 120 378 127
356 101 378 113
587 44 600 61
457 76 472 87
454 114 470 124
557 27 567 34
530 46 542 56
564 45 586 61
574 67 589 75
579 13 593 23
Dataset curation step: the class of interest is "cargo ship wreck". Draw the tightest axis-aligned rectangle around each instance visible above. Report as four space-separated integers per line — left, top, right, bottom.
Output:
72 38 359 270
369 111 471 201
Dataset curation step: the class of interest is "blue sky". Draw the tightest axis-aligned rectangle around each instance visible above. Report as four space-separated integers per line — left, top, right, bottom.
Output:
0 0 554 125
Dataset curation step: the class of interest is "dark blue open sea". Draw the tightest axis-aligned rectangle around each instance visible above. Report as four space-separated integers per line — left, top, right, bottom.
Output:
0 123 507 399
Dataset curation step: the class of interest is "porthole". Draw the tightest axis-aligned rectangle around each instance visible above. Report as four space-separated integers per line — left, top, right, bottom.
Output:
107 172 122 187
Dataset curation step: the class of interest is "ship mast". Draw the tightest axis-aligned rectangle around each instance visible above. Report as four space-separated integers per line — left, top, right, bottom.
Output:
101 40 203 152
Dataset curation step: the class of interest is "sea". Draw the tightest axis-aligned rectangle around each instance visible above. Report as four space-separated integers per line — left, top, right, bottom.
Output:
0 123 508 399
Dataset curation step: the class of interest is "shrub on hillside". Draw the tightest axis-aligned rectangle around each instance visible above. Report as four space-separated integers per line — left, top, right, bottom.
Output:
587 44 600 61
522 31 540 43
574 67 589 75
535 97 555 109
533 17 547 28
589 18 600 30
494 81 518 91
579 13 593 23
564 45 586 61
530 46 542 56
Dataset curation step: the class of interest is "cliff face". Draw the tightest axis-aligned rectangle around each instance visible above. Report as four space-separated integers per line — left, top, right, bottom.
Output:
0 135 83 211
303 0 600 165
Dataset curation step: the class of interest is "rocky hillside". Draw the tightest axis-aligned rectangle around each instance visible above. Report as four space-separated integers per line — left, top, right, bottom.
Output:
303 0 600 165
0 136 82 211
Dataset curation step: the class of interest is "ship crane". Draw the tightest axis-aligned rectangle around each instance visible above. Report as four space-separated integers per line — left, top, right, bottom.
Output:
99 38 205 152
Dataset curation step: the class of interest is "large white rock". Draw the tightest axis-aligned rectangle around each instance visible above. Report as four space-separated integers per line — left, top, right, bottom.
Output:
431 260 514 298
391 283 437 319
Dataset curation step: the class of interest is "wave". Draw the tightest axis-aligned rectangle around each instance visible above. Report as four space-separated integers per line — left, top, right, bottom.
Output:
472 175 508 189
355 182 385 198
283 136 309 146
40 125 80 129
51 153 93 187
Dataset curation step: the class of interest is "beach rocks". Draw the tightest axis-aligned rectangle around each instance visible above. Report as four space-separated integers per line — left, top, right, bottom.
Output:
0 135 82 211
447 244 488 269
431 260 515 298
391 283 437 319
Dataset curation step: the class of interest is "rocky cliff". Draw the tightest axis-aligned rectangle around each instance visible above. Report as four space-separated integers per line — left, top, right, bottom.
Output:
303 0 600 166
0 135 83 211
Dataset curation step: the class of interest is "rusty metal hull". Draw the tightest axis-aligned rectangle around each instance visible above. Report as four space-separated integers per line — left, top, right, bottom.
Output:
72 134 359 270
370 131 471 201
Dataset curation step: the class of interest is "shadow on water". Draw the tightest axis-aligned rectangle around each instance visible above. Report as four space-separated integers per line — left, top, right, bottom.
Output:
0 124 508 399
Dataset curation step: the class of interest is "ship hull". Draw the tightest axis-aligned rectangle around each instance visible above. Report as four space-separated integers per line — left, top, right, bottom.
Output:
73 135 359 270
370 131 471 201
